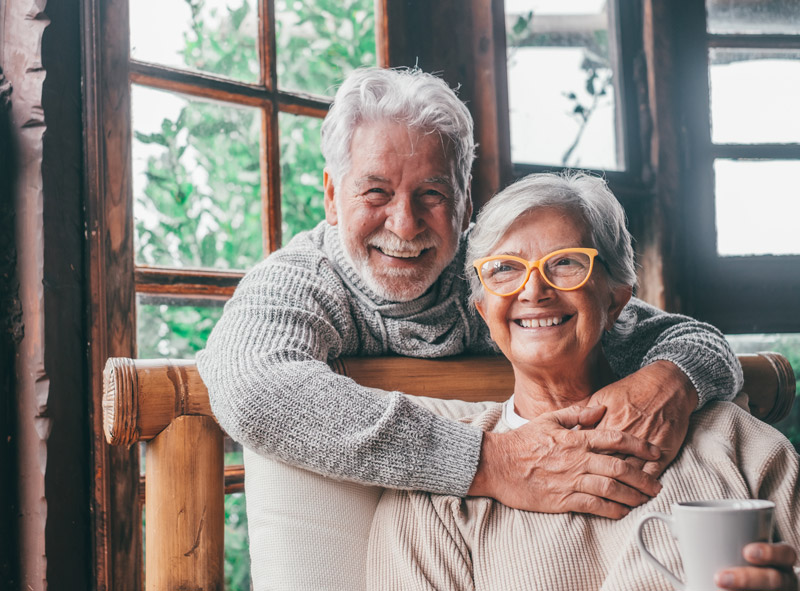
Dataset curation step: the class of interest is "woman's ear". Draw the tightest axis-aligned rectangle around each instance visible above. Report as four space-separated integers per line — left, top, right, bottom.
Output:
323 169 338 226
605 285 633 331
474 299 488 324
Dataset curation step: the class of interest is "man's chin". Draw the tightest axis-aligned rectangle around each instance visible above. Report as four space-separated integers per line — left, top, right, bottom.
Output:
363 270 437 302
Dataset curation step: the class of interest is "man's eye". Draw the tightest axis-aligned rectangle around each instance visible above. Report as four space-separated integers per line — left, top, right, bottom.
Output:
418 190 447 205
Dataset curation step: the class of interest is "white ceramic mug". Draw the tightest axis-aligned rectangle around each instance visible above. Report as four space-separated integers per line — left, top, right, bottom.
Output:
636 499 775 591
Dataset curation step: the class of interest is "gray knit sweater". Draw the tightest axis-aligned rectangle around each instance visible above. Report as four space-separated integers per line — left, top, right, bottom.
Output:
197 221 743 496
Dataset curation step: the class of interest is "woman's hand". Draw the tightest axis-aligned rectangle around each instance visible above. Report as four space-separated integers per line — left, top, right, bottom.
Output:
468 404 662 518
715 543 799 590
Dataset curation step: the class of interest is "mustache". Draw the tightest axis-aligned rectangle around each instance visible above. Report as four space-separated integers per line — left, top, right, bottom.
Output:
366 230 442 252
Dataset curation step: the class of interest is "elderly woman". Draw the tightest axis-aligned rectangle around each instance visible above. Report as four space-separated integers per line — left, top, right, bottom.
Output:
366 172 800 591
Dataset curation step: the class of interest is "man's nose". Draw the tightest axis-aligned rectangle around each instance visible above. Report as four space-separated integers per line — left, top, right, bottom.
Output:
384 195 424 241
518 267 554 301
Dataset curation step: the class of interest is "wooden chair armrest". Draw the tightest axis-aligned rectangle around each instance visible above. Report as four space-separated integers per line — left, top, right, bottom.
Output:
103 353 795 446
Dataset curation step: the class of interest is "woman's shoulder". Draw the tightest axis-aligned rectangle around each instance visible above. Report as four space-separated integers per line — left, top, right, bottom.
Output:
687 401 797 462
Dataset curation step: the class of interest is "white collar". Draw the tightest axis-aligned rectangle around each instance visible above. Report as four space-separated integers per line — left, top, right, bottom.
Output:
502 394 530 429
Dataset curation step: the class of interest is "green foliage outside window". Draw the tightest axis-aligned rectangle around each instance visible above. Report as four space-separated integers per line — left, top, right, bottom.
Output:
727 333 800 452
133 1 376 588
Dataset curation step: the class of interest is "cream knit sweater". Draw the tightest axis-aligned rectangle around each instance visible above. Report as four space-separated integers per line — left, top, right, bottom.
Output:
367 401 800 590
198 221 743 495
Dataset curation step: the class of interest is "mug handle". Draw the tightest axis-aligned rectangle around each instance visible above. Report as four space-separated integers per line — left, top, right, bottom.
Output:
636 512 685 590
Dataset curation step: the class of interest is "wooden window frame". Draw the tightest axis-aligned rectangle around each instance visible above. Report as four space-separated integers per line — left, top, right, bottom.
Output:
675 0 800 333
83 0 392 587
502 0 649 198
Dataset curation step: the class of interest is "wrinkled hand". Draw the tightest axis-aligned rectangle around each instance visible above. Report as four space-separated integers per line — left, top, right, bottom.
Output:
469 404 662 518
591 360 698 477
715 543 799 591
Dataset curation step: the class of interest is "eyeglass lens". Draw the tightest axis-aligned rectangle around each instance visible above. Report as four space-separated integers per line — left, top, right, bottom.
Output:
480 251 592 294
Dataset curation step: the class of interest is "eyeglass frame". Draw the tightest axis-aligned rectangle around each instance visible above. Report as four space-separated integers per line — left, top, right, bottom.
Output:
472 247 601 297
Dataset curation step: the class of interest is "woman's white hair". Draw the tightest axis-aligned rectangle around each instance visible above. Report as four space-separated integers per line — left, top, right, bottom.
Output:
320 67 476 200
466 172 637 305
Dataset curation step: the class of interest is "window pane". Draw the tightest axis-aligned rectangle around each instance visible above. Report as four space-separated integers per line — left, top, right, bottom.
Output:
726 333 800 452
710 49 800 144
715 159 800 256
130 0 259 83
275 0 377 97
132 85 264 270
279 113 325 244
136 295 224 358
707 0 800 35
505 0 620 170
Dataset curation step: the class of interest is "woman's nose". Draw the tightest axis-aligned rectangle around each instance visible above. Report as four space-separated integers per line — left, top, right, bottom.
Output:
384 196 424 241
518 267 554 301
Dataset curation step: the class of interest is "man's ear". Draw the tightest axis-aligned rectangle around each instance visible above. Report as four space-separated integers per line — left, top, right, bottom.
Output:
606 285 633 331
323 169 338 226
461 182 473 232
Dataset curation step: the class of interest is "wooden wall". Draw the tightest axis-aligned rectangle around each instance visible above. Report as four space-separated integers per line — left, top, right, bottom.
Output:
3 0 92 589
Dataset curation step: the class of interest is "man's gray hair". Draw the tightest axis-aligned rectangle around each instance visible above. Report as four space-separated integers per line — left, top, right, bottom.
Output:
320 67 476 199
466 172 637 304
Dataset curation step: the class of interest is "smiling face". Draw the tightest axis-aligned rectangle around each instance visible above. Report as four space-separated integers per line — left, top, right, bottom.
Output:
474 207 632 377
323 121 472 301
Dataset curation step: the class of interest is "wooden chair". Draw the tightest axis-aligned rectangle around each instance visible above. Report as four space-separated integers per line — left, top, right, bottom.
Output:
102 353 795 590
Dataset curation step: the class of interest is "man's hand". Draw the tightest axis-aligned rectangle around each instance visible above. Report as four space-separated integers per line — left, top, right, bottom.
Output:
468 405 662 519
715 543 799 591
591 360 698 477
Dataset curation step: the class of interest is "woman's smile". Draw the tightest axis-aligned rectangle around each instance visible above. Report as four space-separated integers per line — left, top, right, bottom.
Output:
513 314 572 329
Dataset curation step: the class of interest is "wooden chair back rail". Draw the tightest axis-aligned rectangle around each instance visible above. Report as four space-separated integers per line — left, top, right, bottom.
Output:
101 353 795 591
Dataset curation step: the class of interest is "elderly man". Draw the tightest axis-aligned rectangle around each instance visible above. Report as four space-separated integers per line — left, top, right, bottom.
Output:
197 67 741 515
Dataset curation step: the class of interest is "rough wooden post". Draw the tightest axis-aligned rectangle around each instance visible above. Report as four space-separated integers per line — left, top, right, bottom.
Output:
145 415 224 591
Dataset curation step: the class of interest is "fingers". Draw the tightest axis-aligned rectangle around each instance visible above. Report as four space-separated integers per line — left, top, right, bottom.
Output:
558 492 632 520
583 429 661 462
577 474 651 508
715 544 799 591
586 454 662 499
743 542 798 567
626 456 646 471
715 566 797 591
548 404 606 430
641 459 664 478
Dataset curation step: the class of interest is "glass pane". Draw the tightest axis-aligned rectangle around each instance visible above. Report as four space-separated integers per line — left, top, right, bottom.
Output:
136 295 224 358
225 492 251 590
726 333 800 452
130 0 259 83
132 85 264 270
505 0 620 170
715 159 800 256
275 0 377 97
710 49 800 144
279 113 326 244
707 0 800 35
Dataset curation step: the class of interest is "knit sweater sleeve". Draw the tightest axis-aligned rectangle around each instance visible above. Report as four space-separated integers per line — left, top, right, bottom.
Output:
196 243 483 496
603 298 743 407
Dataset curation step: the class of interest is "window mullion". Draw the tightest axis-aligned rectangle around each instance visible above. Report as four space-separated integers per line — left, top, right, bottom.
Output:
264 101 282 253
